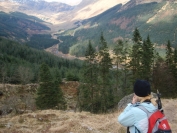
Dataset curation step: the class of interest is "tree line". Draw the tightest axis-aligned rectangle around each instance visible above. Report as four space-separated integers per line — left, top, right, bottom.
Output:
77 28 177 113
1 27 177 113
0 37 82 85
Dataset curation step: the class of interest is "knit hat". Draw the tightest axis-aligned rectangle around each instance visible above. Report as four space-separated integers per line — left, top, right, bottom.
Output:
133 79 151 97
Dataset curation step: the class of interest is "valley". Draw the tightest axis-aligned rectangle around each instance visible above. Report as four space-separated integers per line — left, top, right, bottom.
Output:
1 0 177 58
0 1 177 132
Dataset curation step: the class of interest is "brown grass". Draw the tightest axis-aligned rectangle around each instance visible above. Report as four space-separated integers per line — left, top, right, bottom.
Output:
0 110 126 133
0 99 176 133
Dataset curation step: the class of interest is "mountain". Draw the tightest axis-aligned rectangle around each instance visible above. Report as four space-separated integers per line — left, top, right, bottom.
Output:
0 0 126 45
1 0 177 57
56 0 177 57
0 0 74 13
0 0 130 30
0 0 74 31
0 11 56 46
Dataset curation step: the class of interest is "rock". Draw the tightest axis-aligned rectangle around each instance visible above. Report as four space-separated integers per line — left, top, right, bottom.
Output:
118 93 134 111
118 92 158 111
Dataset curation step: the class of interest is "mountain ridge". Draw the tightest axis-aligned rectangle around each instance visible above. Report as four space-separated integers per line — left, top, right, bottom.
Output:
55 0 177 57
1 0 177 57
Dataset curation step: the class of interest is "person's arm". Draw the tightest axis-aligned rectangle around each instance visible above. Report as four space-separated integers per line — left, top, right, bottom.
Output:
118 103 136 127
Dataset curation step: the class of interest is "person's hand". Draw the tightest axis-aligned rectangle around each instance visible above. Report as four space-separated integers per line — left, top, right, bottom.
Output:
132 95 137 104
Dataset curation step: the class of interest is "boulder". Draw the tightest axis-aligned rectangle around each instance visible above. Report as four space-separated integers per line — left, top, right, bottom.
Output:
118 93 134 111
118 92 158 111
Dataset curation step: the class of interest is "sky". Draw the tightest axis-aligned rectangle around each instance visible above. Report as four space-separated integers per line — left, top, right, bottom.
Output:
44 0 82 6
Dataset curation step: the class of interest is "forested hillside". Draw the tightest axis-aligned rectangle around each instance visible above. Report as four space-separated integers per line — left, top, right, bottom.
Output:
58 1 177 56
0 12 48 40
0 28 177 125
0 37 83 84
0 11 60 50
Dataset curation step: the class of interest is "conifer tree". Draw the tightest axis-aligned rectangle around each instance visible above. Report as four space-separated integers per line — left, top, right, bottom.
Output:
129 28 142 81
54 69 66 110
54 68 62 84
78 40 99 112
153 41 177 98
98 32 112 112
113 39 130 97
36 63 62 109
113 39 123 97
166 40 173 67
173 48 177 81
141 35 154 81
170 48 177 89
153 57 177 98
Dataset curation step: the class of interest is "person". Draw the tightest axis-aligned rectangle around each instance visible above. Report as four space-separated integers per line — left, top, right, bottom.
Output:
118 79 157 133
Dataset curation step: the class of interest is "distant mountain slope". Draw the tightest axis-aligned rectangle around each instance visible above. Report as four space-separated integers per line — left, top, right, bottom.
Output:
0 0 130 34
0 0 74 13
57 0 177 57
0 0 74 28
71 0 130 20
1 0 177 57
0 11 50 41
45 0 132 29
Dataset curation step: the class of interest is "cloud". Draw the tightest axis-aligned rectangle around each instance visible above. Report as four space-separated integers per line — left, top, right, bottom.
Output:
44 0 82 6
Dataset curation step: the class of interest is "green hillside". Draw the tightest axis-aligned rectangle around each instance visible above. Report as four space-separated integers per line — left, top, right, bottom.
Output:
0 12 48 39
58 1 177 56
0 37 83 84
0 11 60 49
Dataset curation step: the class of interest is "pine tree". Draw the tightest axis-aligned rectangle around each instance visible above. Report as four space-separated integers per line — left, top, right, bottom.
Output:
98 32 112 112
54 69 66 110
171 48 177 89
36 63 62 109
166 40 173 67
141 35 154 81
132 28 142 43
153 41 177 98
113 39 123 97
153 57 177 98
78 40 99 112
173 48 177 81
113 39 130 97
129 28 142 81
54 68 62 84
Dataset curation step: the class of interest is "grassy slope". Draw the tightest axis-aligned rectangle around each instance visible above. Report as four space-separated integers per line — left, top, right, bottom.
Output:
0 99 176 133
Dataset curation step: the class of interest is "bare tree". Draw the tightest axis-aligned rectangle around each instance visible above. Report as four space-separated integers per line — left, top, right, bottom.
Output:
18 66 34 85
1 95 19 115
21 94 36 111
0 65 7 88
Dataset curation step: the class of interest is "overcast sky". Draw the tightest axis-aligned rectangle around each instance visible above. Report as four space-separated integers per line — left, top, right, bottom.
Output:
44 0 82 5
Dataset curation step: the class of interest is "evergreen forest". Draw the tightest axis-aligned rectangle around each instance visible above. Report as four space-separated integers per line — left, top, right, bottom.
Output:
0 27 177 113
0 37 82 84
